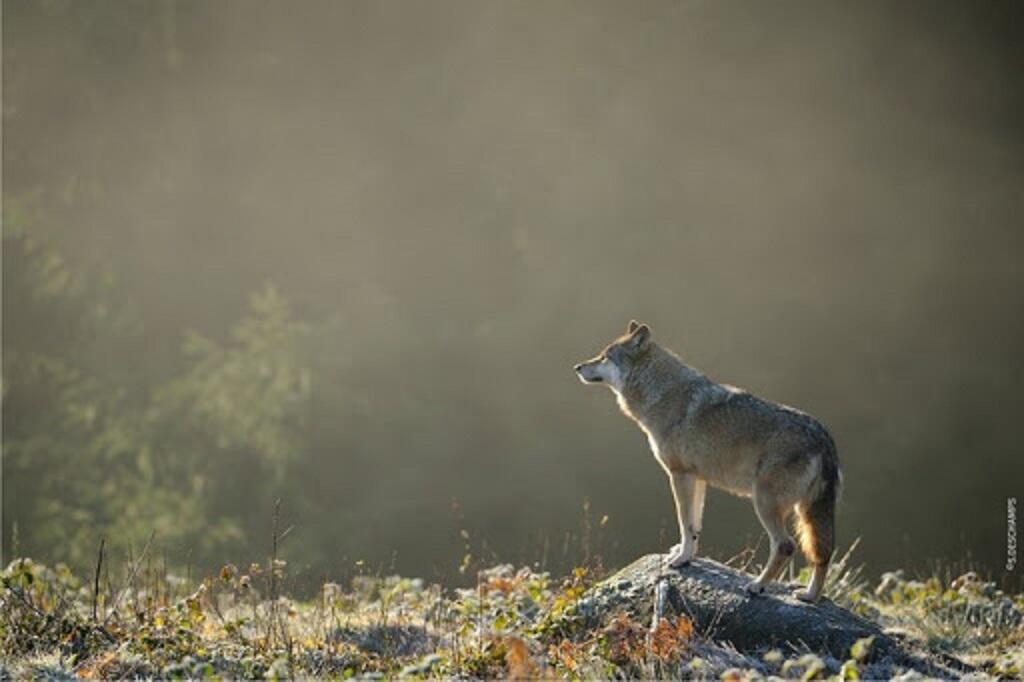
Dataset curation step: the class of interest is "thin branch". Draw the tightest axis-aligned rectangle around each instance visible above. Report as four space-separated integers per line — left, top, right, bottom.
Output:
104 530 156 625
92 537 105 622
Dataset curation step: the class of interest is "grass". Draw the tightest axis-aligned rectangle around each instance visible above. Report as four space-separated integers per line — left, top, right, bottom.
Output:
2 541 1023 681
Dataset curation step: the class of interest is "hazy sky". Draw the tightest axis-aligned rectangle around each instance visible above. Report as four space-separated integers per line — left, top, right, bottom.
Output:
4 0 1023 584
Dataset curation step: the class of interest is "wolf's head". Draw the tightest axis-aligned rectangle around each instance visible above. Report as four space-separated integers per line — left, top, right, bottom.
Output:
574 320 651 391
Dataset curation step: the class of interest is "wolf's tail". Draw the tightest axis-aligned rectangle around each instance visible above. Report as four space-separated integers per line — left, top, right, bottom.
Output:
795 439 841 566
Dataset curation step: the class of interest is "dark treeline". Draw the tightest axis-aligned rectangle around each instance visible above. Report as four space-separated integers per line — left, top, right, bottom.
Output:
3 0 1023 588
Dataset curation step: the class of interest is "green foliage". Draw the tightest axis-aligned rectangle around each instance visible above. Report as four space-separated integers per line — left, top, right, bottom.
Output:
153 284 311 482
867 569 1024 656
6 555 1018 680
849 635 874 663
3 211 312 569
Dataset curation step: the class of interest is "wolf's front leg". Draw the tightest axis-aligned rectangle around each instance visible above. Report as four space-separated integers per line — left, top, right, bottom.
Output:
665 472 702 568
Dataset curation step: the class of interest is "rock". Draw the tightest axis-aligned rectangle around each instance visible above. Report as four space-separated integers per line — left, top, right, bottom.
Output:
557 554 972 677
572 555 882 655
400 654 444 678
330 624 435 657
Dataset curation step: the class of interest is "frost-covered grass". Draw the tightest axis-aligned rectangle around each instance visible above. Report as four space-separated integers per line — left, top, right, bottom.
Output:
1 552 1021 680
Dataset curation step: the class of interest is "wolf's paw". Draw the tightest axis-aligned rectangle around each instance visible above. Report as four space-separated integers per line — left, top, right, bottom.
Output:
664 545 695 569
794 589 820 604
666 555 691 569
745 581 766 596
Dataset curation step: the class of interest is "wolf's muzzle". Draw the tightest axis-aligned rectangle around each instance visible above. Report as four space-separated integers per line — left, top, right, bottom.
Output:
574 363 603 383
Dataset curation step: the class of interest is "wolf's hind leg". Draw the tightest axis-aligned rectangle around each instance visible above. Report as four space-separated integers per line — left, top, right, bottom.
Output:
665 471 699 568
796 563 828 603
746 486 795 595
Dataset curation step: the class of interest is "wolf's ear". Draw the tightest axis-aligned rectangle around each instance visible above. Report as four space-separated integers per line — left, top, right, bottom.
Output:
627 323 650 349
627 320 641 334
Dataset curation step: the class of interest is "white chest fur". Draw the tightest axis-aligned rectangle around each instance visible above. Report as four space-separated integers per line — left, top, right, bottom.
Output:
643 426 680 472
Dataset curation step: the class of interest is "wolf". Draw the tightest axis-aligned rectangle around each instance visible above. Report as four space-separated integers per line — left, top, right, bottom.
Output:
574 321 841 602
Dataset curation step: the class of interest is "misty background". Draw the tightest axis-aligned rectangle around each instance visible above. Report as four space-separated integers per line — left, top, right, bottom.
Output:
3 0 1022 588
